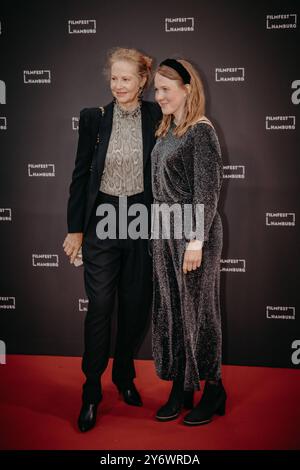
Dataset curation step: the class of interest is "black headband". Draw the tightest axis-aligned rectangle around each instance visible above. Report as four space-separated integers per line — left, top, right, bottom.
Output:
159 58 191 84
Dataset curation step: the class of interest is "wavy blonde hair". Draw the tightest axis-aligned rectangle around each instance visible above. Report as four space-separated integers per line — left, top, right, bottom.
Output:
104 47 153 90
155 59 206 137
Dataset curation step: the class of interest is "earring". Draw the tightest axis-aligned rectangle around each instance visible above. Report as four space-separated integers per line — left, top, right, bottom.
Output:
138 87 143 101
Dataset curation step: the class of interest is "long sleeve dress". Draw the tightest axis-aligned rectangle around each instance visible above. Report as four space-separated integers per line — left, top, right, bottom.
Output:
151 119 223 391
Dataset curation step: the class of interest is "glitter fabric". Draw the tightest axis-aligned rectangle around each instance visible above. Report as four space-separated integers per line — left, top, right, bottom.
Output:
151 121 223 391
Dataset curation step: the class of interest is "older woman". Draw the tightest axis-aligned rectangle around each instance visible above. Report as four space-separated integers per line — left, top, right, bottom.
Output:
151 58 226 425
63 48 161 432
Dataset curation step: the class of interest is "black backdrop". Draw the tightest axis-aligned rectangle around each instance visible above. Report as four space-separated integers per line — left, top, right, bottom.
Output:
0 0 299 370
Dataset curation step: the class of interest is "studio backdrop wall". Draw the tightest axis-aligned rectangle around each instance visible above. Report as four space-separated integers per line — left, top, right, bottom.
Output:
0 0 299 370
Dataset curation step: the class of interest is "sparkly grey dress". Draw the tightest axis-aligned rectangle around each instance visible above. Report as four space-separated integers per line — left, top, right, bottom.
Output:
151 121 223 391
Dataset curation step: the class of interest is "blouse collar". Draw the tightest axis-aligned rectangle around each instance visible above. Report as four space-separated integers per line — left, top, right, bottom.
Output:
114 99 141 119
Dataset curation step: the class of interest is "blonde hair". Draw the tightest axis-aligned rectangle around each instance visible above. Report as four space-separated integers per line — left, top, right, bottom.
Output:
104 47 153 89
155 59 206 137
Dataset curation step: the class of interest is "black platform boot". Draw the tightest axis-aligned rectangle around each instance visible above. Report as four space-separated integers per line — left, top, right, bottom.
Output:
183 379 226 426
156 380 194 422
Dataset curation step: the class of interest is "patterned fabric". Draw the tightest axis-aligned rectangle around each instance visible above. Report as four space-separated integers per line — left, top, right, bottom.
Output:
151 121 223 391
100 100 144 196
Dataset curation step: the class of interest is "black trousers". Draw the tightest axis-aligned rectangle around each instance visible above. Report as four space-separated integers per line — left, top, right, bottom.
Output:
81 191 152 403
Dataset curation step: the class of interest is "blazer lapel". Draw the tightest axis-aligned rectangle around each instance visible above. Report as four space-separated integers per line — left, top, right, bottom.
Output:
96 101 114 175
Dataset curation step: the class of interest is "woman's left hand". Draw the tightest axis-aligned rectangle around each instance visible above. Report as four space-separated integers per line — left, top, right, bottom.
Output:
183 246 203 274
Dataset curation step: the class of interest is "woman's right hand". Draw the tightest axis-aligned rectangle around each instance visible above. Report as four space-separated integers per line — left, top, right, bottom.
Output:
63 233 83 264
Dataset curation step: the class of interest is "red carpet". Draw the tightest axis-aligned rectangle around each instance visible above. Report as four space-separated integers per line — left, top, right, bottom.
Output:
0 355 299 450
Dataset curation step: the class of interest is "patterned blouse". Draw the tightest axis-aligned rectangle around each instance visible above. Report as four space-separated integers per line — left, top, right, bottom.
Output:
100 100 144 196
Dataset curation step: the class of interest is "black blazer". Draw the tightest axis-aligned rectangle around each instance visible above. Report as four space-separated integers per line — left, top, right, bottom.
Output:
67 100 162 234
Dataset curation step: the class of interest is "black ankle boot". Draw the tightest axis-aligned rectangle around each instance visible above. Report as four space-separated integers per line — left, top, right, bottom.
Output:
156 381 194 422
78 402 99 432
183 379 226 426
117 382 143 407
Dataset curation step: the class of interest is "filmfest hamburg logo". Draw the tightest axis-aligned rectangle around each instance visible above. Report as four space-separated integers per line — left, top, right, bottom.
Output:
0 116 7 130
165 17 194 32
79 299 89 312
266 306 295 320
0 297 16 309
266 14 297 29
265 116 296 130
220 259 246 272
72 117 79 131
266 213 295 226
68 20 96 34
0 208 12 221
223 165 245 179
215 68 245 82
28 164 55 177
23 70 51 84
32 254 59 267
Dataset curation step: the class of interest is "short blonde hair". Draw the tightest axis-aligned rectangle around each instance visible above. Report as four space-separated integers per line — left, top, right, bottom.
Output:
155 59 206 137
104 47 153 89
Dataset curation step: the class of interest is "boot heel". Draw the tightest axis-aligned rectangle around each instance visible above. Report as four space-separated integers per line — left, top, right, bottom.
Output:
216 399 226 416
183 390 194 409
